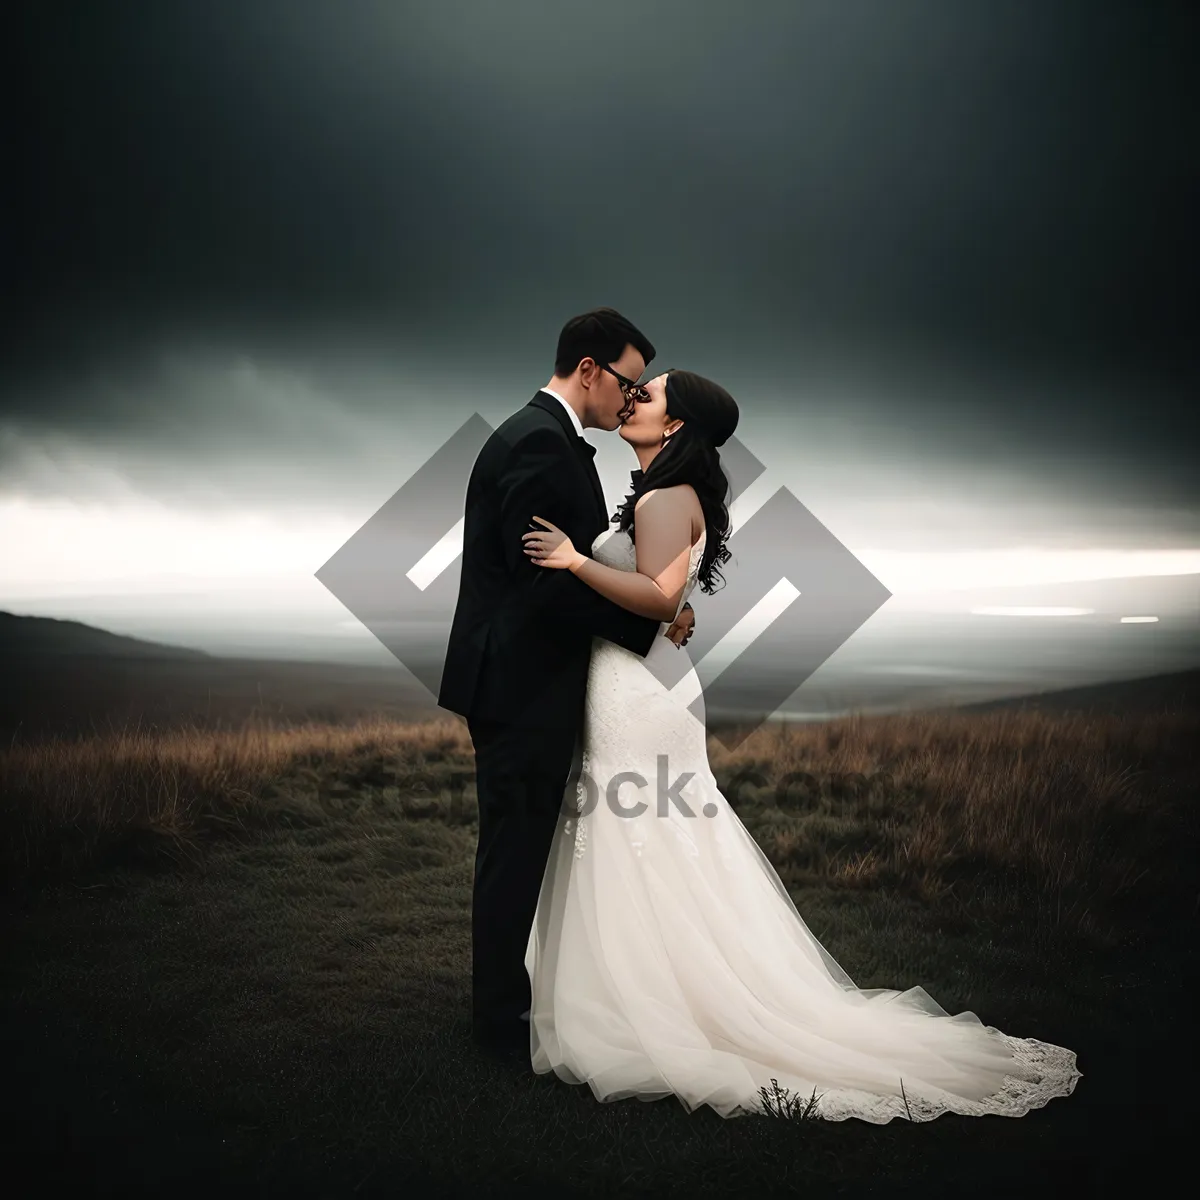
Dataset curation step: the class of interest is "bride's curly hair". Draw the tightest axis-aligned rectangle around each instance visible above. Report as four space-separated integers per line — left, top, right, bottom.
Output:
610 421 734 596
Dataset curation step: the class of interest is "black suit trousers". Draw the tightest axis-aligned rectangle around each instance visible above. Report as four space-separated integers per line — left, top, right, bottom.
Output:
467 715 581 1037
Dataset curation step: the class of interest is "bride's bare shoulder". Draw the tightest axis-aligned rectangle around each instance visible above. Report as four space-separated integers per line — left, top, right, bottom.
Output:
633 484 703 538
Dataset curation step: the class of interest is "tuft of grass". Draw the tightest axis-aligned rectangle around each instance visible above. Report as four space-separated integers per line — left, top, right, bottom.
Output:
757 1079 824 1121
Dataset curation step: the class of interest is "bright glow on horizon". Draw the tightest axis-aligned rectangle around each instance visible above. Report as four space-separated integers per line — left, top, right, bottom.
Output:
0 495 356 596
2 495 1200 606
1120 615 1160 623
971 606 1096 617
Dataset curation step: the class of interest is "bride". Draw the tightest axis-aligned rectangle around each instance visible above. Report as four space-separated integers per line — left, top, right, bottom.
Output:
518 369 1082 1122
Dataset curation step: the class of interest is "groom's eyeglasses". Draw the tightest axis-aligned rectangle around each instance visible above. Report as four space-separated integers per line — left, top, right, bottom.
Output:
593 360 649 420
594 361 640 396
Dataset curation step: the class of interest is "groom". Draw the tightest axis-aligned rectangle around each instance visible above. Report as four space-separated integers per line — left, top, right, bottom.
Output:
437 307 696 1058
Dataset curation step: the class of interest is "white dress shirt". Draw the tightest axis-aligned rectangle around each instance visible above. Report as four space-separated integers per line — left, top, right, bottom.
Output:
540 387 584 439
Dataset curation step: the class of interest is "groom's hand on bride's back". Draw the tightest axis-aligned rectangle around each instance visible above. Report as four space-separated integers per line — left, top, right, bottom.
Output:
664 602 695 648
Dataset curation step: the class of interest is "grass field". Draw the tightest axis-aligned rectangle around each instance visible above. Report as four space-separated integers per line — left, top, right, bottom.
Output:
2 704 1197 1196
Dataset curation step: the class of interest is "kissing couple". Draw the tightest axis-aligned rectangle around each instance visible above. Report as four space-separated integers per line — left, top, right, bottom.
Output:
437 307 1081 1121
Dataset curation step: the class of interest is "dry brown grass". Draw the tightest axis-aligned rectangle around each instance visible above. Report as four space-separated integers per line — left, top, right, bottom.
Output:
0 715 473 888
717 708 1198 939
2 707 1196 942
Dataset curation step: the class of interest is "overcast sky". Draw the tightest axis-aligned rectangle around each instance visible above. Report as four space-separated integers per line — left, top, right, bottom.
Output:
4 2 1198 616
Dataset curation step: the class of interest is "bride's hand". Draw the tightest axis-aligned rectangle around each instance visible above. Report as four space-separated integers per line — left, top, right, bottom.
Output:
522 516 583 571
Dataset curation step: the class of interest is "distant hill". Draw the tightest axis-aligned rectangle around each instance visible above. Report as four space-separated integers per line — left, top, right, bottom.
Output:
958 667 1200 715
0 611 437 746
0 611 211 661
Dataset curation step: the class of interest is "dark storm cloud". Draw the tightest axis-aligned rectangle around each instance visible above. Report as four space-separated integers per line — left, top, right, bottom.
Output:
4 1 1198 510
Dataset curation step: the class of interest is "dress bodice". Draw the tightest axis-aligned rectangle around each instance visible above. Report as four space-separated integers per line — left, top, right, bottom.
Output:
590 525 707 621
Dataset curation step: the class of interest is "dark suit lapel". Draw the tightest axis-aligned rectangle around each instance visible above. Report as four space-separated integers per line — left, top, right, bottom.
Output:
527 392 607 530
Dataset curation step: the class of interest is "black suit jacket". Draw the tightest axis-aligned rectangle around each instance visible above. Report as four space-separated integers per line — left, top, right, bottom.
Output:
437 391 662 734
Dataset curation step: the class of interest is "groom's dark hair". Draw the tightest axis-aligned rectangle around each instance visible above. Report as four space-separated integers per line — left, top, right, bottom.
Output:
554 307 656 378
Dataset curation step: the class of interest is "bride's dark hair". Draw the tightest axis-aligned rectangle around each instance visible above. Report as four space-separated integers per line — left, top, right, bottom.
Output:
610 372 737 595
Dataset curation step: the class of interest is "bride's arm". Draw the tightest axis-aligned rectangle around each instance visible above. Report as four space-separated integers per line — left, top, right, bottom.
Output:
528 486 695 622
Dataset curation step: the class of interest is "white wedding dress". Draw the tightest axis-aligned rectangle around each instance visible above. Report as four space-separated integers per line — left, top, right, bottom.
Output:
524 527 1082 1121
